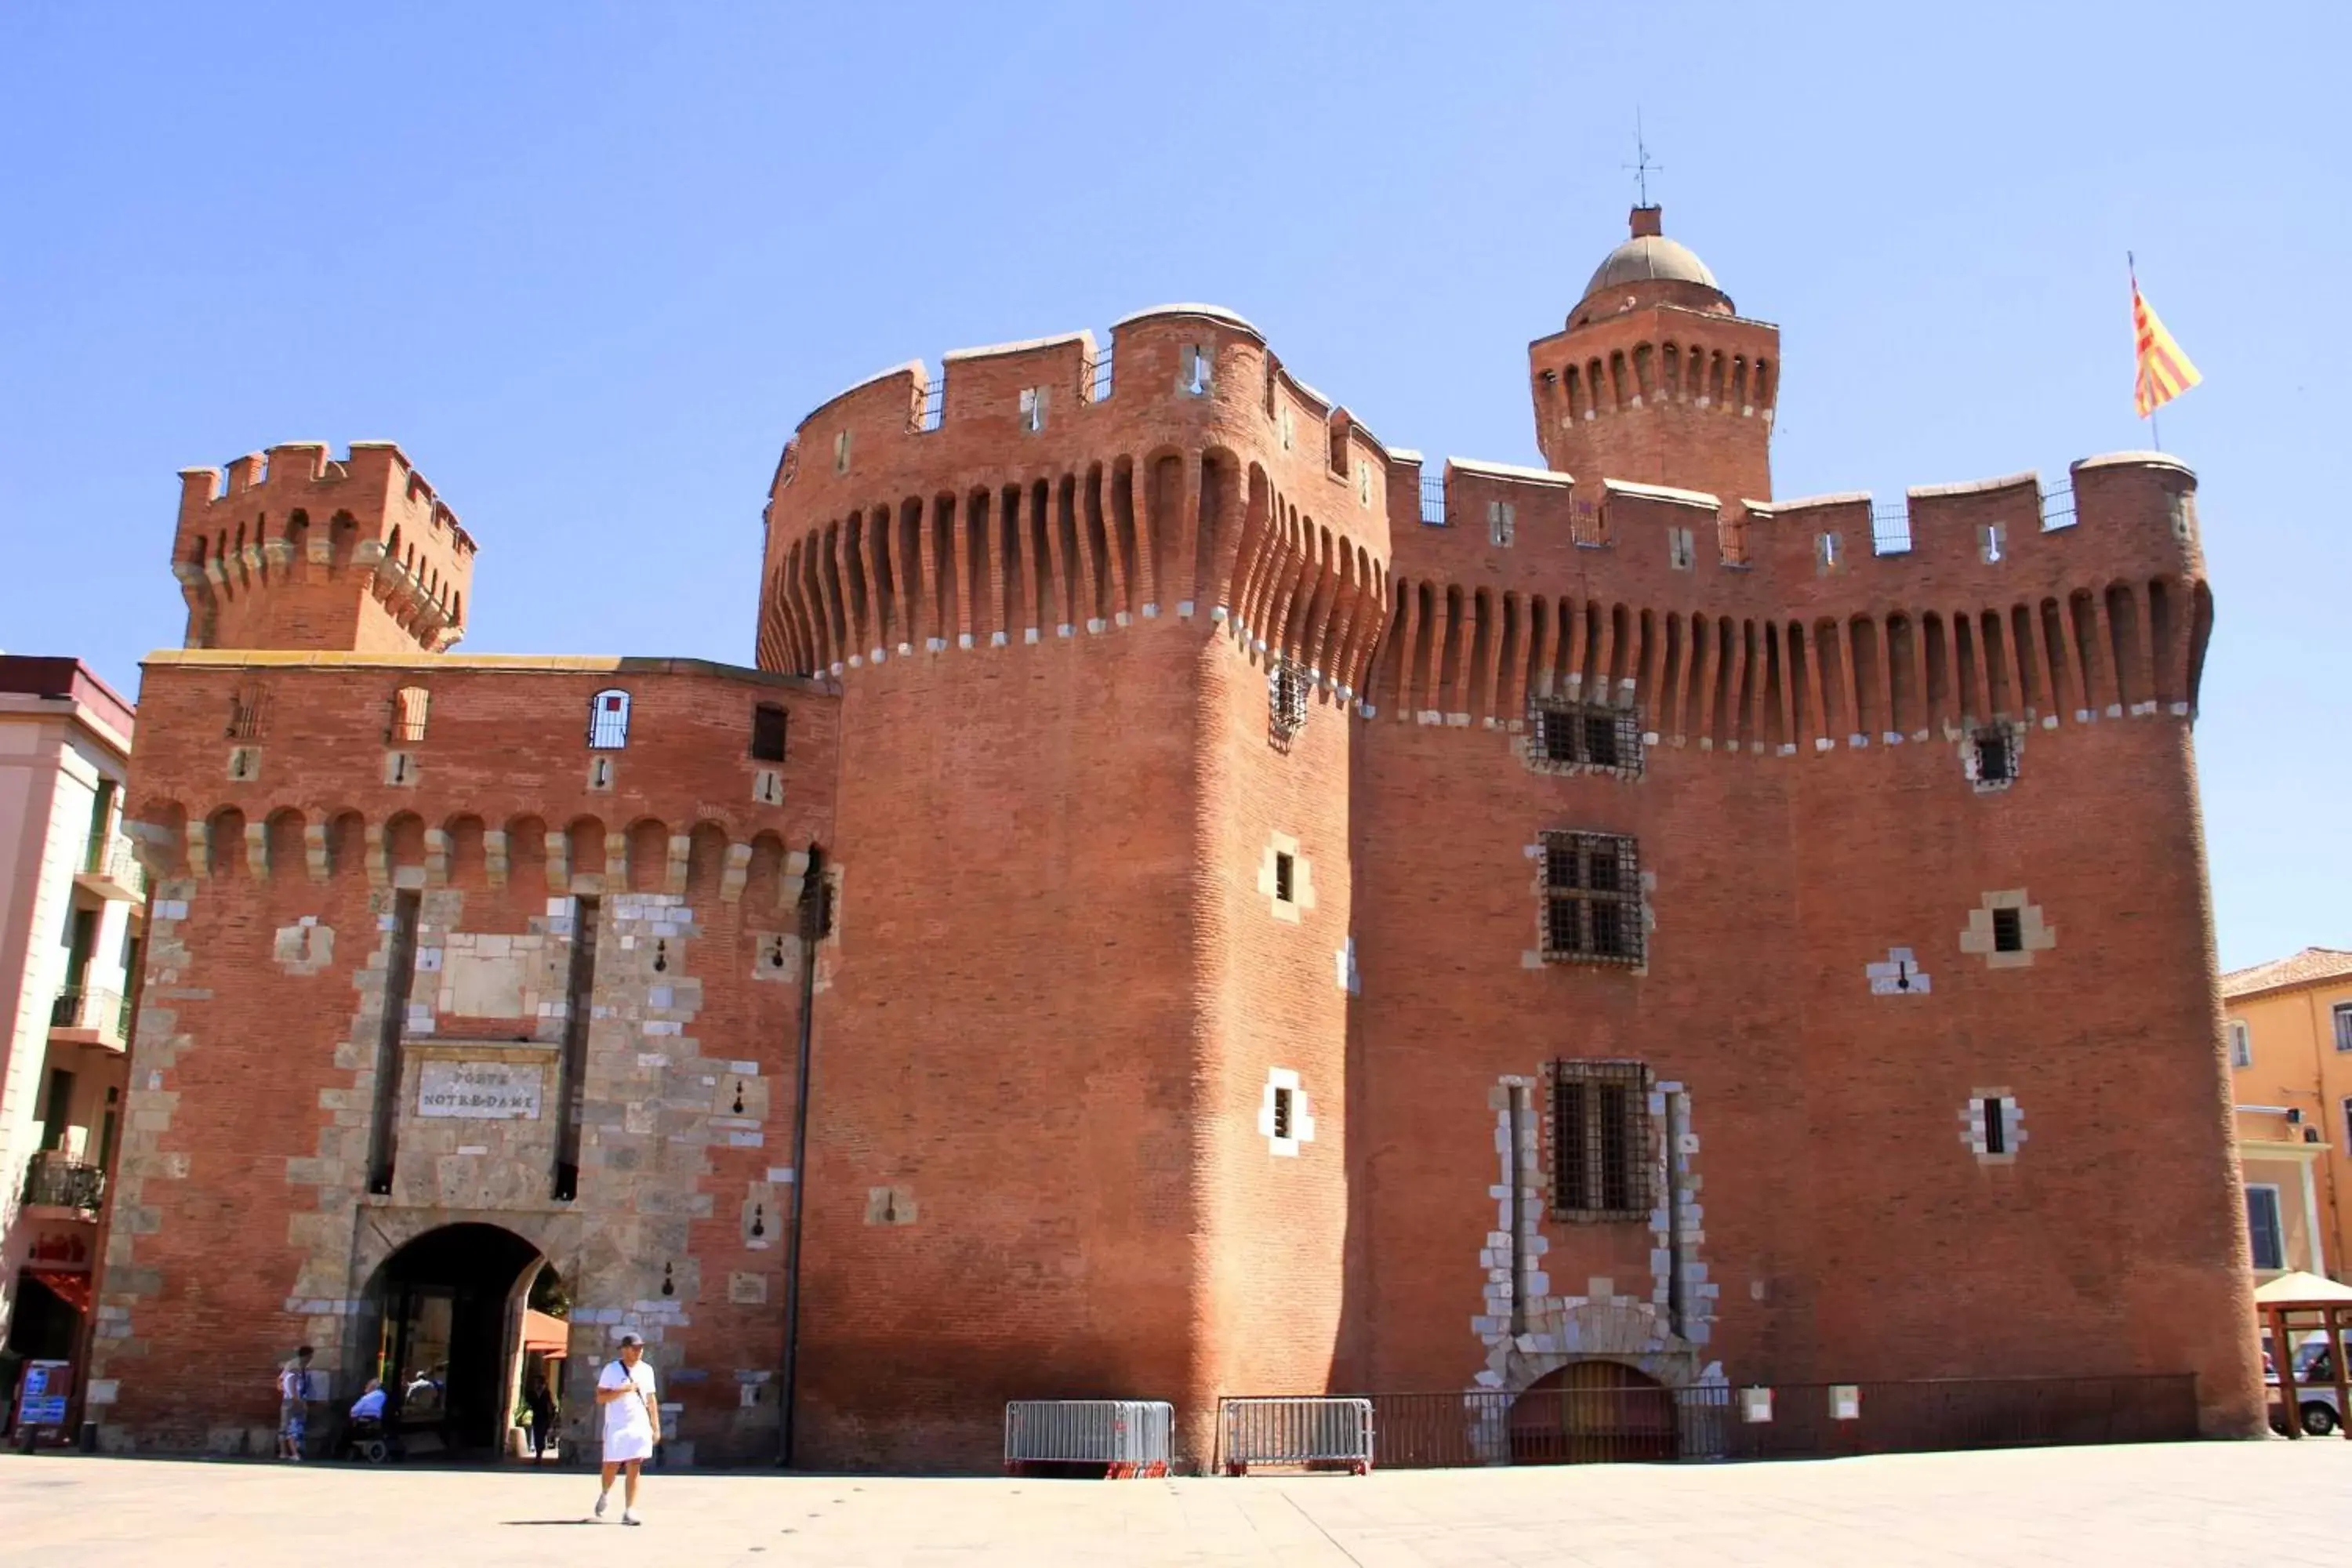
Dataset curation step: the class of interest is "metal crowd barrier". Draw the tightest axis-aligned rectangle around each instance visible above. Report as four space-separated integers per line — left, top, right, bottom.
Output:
1003 1399 1174 1478
1218 1396 1374 1475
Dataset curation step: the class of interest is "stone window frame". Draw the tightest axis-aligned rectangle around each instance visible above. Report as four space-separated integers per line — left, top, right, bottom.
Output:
1958 1088 2027 1165
1526 698 1644 779
1538 831 1644 967
1962 720 2024 792
1958 889 2053 969
1256 833 1316 924
1257 1066 1316 1157
1542 1058 1653 1222
2228 1019 2251 1069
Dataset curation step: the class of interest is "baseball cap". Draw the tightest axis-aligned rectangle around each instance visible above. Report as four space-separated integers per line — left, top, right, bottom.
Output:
618 1332 644 1348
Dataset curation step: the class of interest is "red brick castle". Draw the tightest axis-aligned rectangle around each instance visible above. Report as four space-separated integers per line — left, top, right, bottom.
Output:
86 208 2263 1465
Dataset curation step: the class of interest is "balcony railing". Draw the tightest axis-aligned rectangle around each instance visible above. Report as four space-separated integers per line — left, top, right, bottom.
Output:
50 984 130 1043
79 835 148 901
24 1152 105 1216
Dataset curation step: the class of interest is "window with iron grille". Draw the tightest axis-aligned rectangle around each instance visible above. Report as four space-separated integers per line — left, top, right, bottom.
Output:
1528 700 1643 779
1540 831 1643 965
386 685 430 743
750 703 788 761
1546 1059 1652 1221
587 688 632 750
225 682 268 740
1269 657 1308 749
1969 724 2019 789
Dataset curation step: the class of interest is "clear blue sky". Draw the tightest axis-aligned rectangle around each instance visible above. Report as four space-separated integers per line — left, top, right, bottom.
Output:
2 2 2340 969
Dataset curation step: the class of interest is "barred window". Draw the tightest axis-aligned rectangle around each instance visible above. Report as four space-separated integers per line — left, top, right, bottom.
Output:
225 681 268 740
587 688 632 750
1541 831 1643 965
1269 657 1308 750
387 684 430 743
1548 1059 1651 1221
1530 699 1642 777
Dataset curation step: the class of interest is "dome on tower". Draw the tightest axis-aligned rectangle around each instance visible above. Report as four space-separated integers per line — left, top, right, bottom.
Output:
1583 234 1718 296
1574 206 1732 316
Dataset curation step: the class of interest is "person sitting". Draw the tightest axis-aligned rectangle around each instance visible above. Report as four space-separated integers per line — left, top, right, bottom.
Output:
350 1378 388 1422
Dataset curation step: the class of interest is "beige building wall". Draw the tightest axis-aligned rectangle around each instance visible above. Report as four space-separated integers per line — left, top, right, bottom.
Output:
2223 951 2352 1283
0 659 139 1365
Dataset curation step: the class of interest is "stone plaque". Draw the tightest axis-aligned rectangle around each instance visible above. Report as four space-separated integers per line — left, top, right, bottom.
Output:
418 1060 544 1120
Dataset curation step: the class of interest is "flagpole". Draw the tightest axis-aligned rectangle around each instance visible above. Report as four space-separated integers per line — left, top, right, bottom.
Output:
2129 250 2163 452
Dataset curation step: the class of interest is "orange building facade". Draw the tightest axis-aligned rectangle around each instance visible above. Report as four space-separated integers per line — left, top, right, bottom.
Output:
87 209 2263 1466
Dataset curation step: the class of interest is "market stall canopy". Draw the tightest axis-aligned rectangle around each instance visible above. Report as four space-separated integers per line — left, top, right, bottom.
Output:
521 1309 570 1355
2255 1271 2352 1305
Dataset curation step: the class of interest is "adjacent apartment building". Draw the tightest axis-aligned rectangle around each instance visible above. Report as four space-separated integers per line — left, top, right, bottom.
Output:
2223 948 2352 1281
0 657 141 1424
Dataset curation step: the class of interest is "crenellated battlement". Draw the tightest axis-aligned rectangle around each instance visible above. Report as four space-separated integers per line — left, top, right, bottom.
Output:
169 441 478 657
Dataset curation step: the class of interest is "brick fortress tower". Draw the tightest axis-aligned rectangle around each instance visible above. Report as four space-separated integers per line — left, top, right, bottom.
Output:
171 441 474 655
87 204 2263 1468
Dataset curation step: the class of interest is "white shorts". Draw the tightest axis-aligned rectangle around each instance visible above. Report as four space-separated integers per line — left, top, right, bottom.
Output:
604 1428 655 1463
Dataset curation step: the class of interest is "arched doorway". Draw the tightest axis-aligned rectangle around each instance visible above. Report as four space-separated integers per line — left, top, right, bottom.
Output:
363 1223 567 1460
1508 1360 1678 1464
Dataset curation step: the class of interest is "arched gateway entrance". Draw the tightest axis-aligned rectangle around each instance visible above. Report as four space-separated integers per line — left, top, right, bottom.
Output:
361 1223 568 1459
1508 1360 1679 1464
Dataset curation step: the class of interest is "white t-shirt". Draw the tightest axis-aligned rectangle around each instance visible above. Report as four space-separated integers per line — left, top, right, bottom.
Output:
599 1358 659 1454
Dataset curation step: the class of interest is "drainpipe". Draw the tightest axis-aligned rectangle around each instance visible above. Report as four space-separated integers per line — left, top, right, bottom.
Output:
775 847 827 1467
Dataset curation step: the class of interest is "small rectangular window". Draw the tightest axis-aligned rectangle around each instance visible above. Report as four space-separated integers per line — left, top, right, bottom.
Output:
1359 459 1373 507
1817 532 1841 572
833 430 852 474
1982 1096 2009 1156
387 684 430 743
1973 728 2014 785
750 703 788 761
1991 906 2024 953
1531 700 1642 777
2229 1020 2252 1069
1272 1085 1294 1140
1540 832 1643 967
1982 523 2006 564
1273 851 1296 904
1488 501 1515 548
1279 405 1294 450
2334 1004 2352 1054
587 689 632 750
2246 1185 2285 1271
1668 526 1695 571
1019 386 1048 433
1548 1059 1650 1220
226 681 268 740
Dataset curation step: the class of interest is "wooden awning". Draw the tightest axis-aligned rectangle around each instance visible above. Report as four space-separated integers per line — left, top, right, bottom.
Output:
521 1309 569 1355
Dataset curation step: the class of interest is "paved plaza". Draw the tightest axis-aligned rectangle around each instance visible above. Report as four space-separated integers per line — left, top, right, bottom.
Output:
2 1440 2346 1566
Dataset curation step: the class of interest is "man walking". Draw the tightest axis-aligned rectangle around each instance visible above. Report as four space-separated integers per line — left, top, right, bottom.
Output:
593 1334 659 1525
276 1345 314 1461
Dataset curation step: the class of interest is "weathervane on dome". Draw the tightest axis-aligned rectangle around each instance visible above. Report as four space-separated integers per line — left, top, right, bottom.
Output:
1625 111 1663 207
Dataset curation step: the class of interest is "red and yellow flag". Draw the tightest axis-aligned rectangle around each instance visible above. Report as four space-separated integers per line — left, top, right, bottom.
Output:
2132 275 2201 419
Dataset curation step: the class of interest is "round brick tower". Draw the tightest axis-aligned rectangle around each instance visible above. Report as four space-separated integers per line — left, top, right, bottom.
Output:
754 309 1392 1468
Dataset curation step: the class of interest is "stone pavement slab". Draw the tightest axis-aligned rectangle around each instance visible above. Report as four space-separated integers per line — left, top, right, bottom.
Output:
1 1439 2345 1566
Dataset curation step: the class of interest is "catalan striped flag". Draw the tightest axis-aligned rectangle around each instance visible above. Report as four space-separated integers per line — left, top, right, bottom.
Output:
2131 269 2201 419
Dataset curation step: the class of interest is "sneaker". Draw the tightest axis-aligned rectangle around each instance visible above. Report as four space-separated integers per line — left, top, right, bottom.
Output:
593 1492 609 1519
622 1510 642 1526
